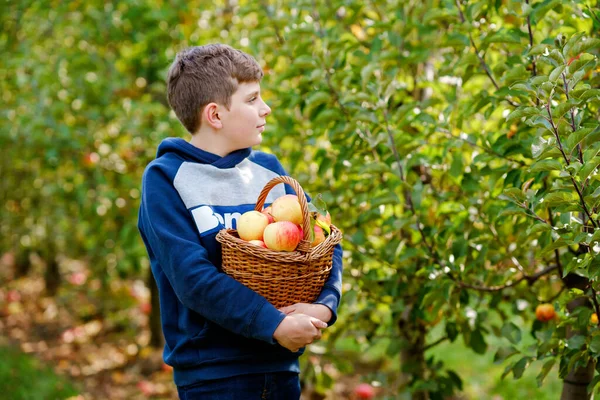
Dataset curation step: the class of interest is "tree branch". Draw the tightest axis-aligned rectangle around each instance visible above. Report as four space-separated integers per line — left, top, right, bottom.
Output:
450 264 558 292
545 103 598 228
423 336 449 352
525 0 537 78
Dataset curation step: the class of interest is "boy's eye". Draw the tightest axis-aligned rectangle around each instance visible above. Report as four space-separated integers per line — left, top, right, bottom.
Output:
249 97 257 102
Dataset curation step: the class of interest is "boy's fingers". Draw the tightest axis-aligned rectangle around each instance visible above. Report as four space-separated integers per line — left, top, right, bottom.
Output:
314 330 322 341
310 318 327 329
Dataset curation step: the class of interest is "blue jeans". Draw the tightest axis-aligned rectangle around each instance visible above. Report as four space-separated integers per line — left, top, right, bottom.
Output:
176 372 301 400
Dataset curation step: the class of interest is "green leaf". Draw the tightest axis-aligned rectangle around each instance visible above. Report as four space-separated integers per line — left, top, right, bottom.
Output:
446 322 459 342
536 358 556 387
494 346 520 364
566 128 594 154
541 238 568 256
563 32 586 58
578 89 600 102
543 191 574 207
528 44 550 56
501 187 526 204
501 322 522 344
549 65 566 82
506 107 542 123
529 159 562 172
293 55 316 69
469 328 487 354
512 357 530 379
566 335 586 350
572 38 600 56
579 157 600 182
532 0 561 24
531 136 550 158
589 335 600 353
552 100 577 120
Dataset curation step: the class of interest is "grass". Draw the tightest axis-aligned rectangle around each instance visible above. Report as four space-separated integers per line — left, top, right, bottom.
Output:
0 345 79 400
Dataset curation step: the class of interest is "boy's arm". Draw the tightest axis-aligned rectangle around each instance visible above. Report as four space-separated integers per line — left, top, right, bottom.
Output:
138 165 285 344
312 243 343 326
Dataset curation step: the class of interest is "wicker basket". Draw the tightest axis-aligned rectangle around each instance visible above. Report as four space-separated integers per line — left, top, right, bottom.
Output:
216 176 342 308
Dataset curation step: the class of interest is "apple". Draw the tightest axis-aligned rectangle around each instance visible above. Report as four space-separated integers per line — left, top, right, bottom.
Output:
262 206 275 223
535 303 556 322
237 211 270 241
263 221 302 251
311 225 326 247
271 195 303 225
354 383 375 399
248 239 267 248
591 313 598 325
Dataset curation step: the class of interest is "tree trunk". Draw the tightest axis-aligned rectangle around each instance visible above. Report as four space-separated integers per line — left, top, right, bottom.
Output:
44 254 60 296
400 333 428 400
14 250 30 278
148 269 164 348
399 307 429 400
561 296 594 400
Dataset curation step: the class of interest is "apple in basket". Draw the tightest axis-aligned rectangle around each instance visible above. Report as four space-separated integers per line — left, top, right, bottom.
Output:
248 240 267 248
263 221 303 251
237 211 270 241
271 195 303 225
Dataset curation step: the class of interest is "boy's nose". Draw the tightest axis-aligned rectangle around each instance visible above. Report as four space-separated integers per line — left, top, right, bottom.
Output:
261 101 271 117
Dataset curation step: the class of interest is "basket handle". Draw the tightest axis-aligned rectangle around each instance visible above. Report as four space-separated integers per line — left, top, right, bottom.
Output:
254 176 312 253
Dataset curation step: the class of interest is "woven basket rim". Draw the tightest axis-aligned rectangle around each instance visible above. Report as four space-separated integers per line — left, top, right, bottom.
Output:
216 224 342 263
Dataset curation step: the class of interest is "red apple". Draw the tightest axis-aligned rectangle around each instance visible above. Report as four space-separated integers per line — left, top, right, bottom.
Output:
271 195 303 225
263 221 302 251
262 206 275 223
355 383 375 399
237 211 270 241
535 303 556 322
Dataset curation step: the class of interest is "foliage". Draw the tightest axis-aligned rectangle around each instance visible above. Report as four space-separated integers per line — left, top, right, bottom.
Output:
1 0 599 398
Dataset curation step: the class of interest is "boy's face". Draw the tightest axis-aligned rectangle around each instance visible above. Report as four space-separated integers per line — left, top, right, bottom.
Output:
218 81 271 151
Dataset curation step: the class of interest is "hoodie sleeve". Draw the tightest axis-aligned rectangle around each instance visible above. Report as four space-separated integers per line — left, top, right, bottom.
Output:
266 154 344 326
138 163 286 344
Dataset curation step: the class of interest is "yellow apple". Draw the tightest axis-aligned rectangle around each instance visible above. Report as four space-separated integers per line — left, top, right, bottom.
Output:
237 211 269 241
271 195 303 225
311 225 326 247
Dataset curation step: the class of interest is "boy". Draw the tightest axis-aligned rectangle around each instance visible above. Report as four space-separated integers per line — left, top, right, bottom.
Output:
137 44 343 399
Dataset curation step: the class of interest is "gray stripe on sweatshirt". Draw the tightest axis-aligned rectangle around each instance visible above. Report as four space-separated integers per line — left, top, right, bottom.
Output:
173 158 287 209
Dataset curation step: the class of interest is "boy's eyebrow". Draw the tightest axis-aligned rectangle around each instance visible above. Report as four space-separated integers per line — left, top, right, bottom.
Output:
246 90 260 98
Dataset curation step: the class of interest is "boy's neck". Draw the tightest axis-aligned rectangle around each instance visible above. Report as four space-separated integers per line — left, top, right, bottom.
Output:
189 130 232 158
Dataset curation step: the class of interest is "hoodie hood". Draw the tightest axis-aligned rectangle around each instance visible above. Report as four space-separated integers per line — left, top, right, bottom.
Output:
156 138 252 169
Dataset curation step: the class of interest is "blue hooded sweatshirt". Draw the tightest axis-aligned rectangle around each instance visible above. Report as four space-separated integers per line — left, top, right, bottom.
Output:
137 138 343 387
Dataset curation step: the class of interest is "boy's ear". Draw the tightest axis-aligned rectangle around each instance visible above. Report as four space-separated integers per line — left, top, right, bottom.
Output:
203 103 222 129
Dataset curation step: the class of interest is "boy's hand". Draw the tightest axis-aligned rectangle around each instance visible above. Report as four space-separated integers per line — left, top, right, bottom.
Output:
279 303 332 324
273 314 327 352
